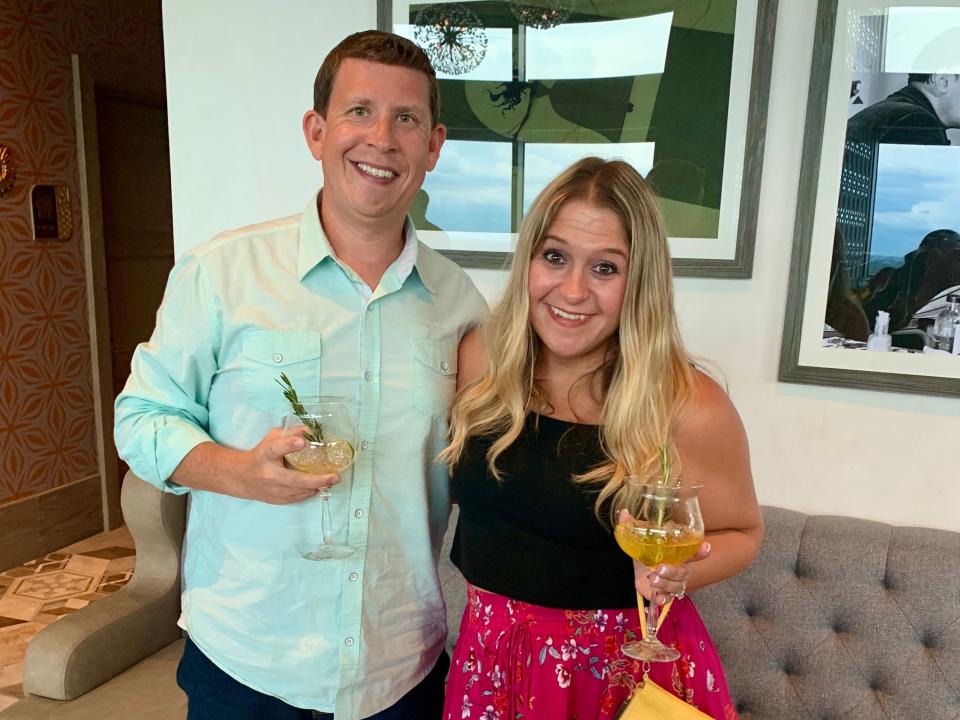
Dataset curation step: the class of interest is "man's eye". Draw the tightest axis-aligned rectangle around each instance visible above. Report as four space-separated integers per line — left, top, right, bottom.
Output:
398 113 415 123
350 107 368 116
593 261 619 276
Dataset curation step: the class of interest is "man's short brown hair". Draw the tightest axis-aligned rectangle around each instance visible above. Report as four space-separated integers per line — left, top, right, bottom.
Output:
313 30 440 127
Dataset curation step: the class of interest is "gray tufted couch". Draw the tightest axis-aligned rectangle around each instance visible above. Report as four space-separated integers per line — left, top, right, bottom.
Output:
3 476 959 719
692 507 960 719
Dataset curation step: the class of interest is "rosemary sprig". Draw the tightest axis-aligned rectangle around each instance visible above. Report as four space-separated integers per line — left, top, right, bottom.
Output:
659 445 672 487
276 373 324 443
653 444 673 527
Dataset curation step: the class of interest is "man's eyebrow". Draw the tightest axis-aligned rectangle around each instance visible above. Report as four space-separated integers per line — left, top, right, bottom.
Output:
337 96 426 115
340 95 372 107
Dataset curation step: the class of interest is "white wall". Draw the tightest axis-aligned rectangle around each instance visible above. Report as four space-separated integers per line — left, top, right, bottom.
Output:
163 0 960 531
162 0 376 254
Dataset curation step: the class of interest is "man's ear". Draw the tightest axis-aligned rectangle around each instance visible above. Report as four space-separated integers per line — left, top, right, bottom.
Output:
425 122 447 173
303 110 326 161
930 73 954 96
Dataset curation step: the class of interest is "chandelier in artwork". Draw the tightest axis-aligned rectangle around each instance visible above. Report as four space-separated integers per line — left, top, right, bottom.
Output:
414 4 489 76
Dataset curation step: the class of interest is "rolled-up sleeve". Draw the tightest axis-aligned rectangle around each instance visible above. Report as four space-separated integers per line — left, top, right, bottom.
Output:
114 252 221 493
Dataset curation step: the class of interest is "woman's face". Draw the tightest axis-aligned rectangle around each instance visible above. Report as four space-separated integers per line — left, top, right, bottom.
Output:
527 199 630 371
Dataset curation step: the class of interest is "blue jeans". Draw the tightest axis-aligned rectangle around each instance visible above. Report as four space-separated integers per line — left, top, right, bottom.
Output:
176 637 449 719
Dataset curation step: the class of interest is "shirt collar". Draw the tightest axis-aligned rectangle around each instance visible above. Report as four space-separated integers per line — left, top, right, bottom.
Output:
891 85 945 127
297 191 437 295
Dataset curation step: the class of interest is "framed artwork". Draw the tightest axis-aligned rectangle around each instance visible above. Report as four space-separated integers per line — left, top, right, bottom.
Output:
378 0 778 275
779 0 960 397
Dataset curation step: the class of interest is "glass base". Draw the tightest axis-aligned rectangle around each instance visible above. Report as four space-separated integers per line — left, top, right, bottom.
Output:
621 639 680 662
301 543 354 561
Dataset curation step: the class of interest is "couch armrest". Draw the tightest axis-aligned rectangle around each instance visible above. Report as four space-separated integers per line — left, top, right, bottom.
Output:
21 472 187 700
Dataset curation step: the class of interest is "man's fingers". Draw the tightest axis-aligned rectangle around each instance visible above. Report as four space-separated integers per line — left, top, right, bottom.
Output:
264 434 306 462
278 470 341 491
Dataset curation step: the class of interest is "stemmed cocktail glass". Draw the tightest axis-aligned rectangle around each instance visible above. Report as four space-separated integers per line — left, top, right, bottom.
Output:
614 479 704 662
282 397 357 561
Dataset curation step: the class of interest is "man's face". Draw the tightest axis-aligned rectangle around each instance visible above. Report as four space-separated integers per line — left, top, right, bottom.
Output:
304 59 446 230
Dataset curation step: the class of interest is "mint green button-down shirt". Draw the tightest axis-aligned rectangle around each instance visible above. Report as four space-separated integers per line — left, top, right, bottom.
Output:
114 194 486 718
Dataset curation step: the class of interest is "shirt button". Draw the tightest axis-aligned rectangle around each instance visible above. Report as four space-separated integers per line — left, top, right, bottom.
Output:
440 360 449 371
348 572 358 581
360 440 369 450
364 371 372 381
354 509 364 518
344 637 354 646
366 304 374 312
272 353 283 363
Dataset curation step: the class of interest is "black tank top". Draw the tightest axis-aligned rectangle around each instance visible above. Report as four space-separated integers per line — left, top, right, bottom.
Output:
450 412 637 609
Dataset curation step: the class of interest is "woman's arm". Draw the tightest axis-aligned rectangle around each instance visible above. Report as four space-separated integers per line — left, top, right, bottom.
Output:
456 327 489 391
638 369 763 601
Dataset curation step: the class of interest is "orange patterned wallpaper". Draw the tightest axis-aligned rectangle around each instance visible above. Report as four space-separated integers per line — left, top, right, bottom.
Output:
0 0 164 504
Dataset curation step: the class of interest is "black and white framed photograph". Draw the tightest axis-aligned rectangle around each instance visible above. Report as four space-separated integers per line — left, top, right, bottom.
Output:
779 0 960 397
379 0 777 275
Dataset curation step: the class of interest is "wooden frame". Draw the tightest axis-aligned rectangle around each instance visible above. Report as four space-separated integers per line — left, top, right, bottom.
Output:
378 0 777 277
779 0 960 396
73 55 122 529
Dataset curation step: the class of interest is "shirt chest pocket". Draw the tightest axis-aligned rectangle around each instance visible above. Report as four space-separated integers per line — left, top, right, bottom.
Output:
411 337 457 417
242 330 322 415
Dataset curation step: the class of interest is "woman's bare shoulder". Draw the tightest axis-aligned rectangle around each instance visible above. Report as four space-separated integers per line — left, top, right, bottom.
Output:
457 327 489 390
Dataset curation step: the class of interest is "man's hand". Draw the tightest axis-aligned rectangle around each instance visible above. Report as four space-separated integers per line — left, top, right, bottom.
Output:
171 429 340 504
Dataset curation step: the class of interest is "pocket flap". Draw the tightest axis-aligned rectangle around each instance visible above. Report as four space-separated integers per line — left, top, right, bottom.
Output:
242 330 322 366
410 337 456 376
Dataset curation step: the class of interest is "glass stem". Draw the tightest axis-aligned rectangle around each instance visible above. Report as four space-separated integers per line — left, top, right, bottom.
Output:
319 490 333 546
645 593 660 643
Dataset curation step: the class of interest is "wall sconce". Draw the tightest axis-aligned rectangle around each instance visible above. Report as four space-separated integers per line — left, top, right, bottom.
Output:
0 145 15 197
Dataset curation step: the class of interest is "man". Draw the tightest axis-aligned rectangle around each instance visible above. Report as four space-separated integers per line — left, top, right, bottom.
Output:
846 72 960 145
835 72 960 294
114 31 486 720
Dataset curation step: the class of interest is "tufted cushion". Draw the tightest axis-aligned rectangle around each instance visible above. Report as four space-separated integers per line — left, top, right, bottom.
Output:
440 506 960 719
693 506 960 719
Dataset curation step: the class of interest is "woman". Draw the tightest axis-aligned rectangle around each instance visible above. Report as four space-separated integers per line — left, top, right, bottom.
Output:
439 157 762 719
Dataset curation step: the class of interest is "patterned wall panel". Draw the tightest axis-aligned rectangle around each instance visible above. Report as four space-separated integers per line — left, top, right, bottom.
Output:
0 0 164 503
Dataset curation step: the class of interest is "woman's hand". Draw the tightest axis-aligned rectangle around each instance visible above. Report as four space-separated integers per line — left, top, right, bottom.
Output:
618 509 711 604
632 542 711 605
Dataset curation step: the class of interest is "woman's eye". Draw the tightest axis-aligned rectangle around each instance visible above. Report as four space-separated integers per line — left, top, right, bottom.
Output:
542 249 565 265
593 261 619 276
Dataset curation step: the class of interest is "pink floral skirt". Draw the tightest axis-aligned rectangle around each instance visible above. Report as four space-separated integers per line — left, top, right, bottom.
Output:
442 584 738 720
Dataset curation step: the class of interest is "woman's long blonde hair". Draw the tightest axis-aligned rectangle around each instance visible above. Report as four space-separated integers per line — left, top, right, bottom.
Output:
440 157 696 522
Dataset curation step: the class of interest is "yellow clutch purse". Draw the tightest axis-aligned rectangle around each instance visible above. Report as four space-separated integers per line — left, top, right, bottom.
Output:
614 597 713 720
614 674 713 720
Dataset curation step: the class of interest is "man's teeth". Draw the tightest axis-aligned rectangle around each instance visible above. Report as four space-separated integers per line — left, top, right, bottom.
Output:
550 305 586 321
357 162 396 179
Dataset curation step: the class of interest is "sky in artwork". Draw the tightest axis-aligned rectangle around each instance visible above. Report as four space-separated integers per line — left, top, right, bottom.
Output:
870 144 960 261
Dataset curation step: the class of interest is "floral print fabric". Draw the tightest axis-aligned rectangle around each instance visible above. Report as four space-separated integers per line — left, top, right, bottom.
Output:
442 584 738 720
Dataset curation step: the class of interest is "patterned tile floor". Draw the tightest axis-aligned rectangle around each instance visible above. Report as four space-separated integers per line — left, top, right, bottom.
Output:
0 526 135 711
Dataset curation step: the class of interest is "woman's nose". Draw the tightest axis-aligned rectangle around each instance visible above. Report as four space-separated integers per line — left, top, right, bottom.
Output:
559 269 588 301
